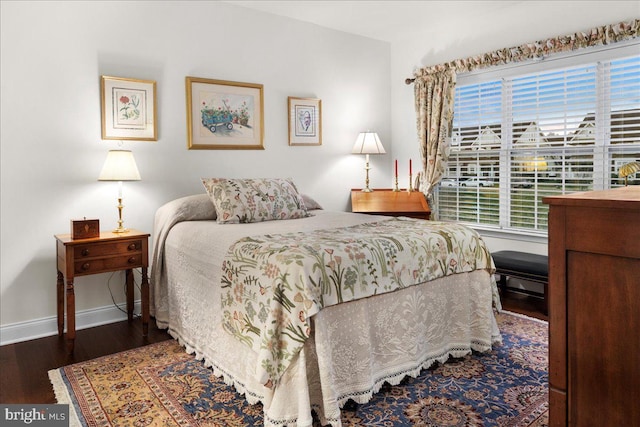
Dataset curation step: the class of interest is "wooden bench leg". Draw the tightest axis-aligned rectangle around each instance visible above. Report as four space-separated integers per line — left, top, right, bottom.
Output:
498 274 507 294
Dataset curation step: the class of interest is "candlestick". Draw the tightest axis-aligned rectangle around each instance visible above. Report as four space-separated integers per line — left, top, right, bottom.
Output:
408 159 413 192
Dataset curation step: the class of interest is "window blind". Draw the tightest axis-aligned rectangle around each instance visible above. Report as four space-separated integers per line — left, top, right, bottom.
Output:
439 48 640 234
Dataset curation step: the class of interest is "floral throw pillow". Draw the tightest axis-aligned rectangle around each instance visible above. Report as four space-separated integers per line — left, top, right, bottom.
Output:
201 178 310 224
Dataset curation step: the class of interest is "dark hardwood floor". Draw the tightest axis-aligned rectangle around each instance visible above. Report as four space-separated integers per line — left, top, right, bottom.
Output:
0 289 547 404
0 318 172 404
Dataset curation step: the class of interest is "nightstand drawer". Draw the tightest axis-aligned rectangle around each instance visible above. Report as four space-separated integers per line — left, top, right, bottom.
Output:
74 254 142 275
74 240 142 258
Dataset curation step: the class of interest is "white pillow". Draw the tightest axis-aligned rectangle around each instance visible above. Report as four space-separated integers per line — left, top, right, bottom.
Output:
301 193 323 210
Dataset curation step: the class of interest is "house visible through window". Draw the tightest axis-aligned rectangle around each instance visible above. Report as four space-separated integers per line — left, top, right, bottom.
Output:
437 46 640 235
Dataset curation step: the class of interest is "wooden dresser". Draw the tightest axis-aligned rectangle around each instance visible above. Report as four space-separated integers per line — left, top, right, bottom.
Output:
543 186 640 426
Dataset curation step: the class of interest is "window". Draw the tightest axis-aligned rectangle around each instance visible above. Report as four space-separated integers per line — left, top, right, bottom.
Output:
438 45 640 235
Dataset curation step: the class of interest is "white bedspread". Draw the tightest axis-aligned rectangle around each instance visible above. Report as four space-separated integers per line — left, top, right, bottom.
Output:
150 194 502 427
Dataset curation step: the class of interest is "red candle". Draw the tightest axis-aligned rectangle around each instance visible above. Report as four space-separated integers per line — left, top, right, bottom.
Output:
409 159 412 175
395 160 398 177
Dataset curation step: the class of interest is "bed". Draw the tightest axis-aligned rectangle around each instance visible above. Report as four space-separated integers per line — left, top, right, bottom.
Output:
150 179 502 427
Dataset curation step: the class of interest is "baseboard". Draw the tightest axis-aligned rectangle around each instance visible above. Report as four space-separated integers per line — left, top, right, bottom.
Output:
0 301 142 346
502 276 545 295
503 285 544 299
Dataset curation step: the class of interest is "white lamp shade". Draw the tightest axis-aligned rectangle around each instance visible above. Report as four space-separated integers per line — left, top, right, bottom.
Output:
98 150 141 181
351 131 386 155
619 161 640 178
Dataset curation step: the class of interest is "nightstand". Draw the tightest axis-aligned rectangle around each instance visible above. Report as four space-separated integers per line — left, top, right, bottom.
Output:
351 189 431 220
55 230 150 353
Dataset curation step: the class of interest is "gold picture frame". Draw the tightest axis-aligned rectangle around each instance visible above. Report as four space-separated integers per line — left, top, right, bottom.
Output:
101 76 157 141
186 76 264 150
288 97 322 146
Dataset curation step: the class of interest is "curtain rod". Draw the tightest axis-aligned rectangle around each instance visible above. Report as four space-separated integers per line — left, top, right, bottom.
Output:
403 19 639 85
405 39 638 85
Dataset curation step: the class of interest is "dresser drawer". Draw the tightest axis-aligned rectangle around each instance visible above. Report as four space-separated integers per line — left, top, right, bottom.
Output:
565 207 640 258
73 240 142 258
74 254 142 275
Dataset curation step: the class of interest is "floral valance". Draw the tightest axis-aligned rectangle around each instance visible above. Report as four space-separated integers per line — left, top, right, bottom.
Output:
409 18 639 83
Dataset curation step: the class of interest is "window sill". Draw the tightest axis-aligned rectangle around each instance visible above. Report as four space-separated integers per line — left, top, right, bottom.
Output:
466 223 548 245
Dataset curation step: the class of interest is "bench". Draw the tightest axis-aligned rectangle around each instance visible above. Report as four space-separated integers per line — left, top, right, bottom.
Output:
491 250 549 314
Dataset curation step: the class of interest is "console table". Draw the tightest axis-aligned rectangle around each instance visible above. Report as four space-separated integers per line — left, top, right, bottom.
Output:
351 189 431 220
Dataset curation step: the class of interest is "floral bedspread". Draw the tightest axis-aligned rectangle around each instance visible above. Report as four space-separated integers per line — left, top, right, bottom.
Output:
220 217 495 386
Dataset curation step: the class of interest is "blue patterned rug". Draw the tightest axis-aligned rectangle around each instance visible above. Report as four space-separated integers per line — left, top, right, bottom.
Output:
50 311 548 426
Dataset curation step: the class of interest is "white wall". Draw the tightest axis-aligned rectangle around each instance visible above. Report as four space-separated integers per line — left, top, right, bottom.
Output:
390 1 639 257
0 1 391 339
2 1 637 343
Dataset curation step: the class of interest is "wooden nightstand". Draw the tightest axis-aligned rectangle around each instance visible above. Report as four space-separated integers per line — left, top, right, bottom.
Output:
55 230 150 353
351 189 431 220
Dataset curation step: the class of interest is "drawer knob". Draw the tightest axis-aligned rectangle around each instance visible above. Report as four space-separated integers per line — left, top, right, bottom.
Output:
81 249 90 256
81 263 90 270
128 257 136 264
128 243 137 251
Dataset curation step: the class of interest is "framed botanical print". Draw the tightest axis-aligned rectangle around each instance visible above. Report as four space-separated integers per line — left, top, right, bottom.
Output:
288 97 322 146
186 76 264 150
101 76 157 141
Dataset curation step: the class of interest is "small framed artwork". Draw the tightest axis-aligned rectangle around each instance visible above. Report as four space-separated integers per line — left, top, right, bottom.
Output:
288 97 322 146
101 76 157 141
186 76 264 150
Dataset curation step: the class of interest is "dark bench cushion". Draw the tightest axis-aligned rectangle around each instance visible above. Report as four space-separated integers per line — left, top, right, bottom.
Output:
492 250 548 283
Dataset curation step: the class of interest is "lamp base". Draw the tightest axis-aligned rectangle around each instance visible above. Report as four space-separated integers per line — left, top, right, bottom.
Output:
361 157 373 192
113 197 130 234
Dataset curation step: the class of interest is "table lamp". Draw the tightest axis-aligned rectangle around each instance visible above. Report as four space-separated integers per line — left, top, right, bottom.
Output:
619 161 639 186
351 131 386 192
98 149 141 233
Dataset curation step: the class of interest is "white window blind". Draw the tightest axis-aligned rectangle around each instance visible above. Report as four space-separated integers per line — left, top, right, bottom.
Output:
438 48 640 235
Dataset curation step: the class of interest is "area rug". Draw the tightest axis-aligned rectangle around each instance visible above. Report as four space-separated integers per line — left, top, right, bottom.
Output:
49 311 548 426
